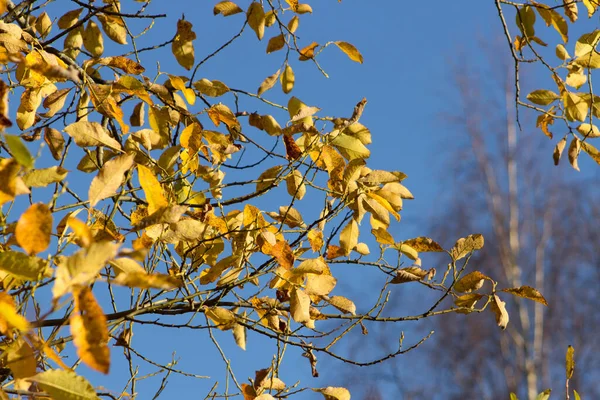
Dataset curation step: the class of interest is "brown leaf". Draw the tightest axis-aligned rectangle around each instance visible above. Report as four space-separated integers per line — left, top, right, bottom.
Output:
391 266 428 284
299 42 318 60
71 286 110 374
553 137 567 165
568 136 581 171
402 236 444 252
271 240 295 270
283 134 302 160
501 285 548 306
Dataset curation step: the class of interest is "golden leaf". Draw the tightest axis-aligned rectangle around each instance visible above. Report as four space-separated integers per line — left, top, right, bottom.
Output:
306 274 336 296
172 19 196 70
339 219 358 256
247 2 266 40
288 15 299 33
44 127 65 160
286 169 306 200
266 34 285 53
554 137 567 165
271 240 295 270
82 20 103 57
137 164 168 214
5 338 36 390
194 78 230 97
71 286 110 374
334 41 363 63
16 203 52 255
564 0 578 22
96 56 144 74
98 13 127 44
57 8 83 30
290 287 311 323
308 229 324 252
280 64 295 94
391 266 427 284
299 42 318 60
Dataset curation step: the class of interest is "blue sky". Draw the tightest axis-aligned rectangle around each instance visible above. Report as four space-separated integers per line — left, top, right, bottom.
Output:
10 0 573 398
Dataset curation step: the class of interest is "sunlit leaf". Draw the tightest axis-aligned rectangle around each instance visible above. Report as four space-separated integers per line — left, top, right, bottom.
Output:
172 19 196 70
334 41 363 63
454 271 490 293
566 345 575 379
490 294 509 330
214 1 243 16
26 369 100 400
313 387 351 400
89 153 135 207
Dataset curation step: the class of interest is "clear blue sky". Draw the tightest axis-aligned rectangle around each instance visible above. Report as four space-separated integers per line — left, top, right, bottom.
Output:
29 0 521 398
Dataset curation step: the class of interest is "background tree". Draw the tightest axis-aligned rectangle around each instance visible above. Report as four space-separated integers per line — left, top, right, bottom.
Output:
0 1 543 399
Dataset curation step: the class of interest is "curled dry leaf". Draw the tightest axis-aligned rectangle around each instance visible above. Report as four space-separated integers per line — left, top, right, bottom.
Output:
501 285 548 306
391 266 428 284
450 233 484 261
490 294 509 330
326 296 356 315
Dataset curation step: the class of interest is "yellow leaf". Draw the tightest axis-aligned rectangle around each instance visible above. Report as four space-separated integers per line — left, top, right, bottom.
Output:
42 88 71 118
137 164 168 214
247 2 266 40
454 293 484 311
71 286 110 374
64 120 122 151
194 78 230 97
88 153 135 207
402 237 444 252
308 229 324 252
57 8 83 30
502 285 548 306
527 89 560 105
313 387 351 400
205 306 236 330
286 169 306 199
583 0 598 17
266 34 285 53
16 203 52 255
288 15 299 33
172 19 196 70
290 287 311 323
326 296 356 315
112 271 183 290
0 292 30 334
169 75 196 105
97 13 127 44
334 41 363 63
331 133 370 160
82 20 103 57
233 319 246 350
271 240 295 270
306 273 336 296
66 217 93 248
280 64 295 94
339 219 358 255
370 227 393 245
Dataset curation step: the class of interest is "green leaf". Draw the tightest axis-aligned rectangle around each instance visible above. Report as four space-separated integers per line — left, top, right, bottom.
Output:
26 369 100 400
510 393 519 400
574 390 581 400
526 89 560 106
4 134 33 169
